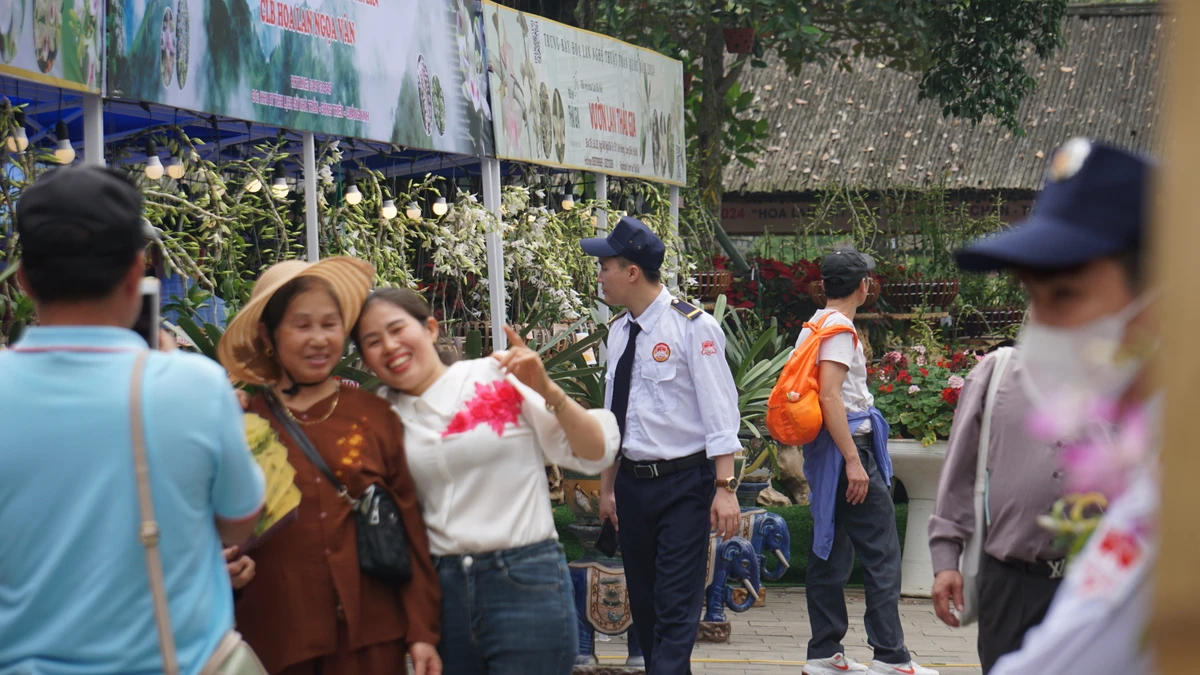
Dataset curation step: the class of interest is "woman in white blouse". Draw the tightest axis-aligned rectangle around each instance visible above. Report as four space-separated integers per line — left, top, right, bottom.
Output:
353 288 619 675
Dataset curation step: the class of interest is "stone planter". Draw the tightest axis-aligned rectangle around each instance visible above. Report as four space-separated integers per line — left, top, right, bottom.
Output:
736 481 770 508
886 438 947 598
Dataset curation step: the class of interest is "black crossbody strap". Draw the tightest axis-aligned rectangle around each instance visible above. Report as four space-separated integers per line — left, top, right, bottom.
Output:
264 391 355 505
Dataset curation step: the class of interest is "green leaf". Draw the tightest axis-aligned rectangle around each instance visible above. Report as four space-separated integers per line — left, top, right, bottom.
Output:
0 259 19 285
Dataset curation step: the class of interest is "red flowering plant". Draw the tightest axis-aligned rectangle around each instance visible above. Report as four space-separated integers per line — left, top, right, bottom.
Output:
869 345 979 446
713 256 822 340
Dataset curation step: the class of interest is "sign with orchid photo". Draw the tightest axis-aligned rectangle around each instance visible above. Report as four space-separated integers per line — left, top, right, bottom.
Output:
0 0 104 92
105 0 495 155
484 1 685 185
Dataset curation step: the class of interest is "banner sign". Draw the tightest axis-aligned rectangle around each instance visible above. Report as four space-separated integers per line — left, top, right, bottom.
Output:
483 1 685 185
0 0 104 92
106 0 495 155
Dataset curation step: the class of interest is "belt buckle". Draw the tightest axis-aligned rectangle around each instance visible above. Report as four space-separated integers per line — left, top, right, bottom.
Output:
634 463 659 479
1046 558 1066 579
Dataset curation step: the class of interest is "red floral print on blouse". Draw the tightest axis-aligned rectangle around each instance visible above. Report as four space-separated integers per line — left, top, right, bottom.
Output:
442 379 525 438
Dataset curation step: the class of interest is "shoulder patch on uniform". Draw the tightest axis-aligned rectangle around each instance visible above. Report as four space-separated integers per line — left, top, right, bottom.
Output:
608 310 628 325
670 299 702 320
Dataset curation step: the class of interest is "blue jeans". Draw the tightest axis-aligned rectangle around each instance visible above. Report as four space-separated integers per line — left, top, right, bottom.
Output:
434 539 578 675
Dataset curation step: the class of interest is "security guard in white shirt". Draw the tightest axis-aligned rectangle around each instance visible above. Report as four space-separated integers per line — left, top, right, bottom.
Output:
582 216 743 674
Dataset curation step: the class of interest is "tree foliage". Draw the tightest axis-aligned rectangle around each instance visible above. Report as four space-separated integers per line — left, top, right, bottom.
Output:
583 0 1069 207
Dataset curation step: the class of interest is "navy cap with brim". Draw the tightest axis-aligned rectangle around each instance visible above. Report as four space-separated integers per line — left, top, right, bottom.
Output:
580 237 620 258
954 215 1133 272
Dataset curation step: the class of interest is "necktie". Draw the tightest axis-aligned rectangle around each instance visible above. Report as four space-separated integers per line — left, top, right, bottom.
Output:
610 321 642 450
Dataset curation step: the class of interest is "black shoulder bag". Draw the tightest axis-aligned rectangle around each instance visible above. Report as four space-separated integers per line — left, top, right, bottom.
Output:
265 392 412 584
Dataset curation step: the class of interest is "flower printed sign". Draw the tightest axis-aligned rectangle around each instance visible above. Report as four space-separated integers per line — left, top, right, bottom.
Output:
106 0 495 154
0 0 103 92
483 1 685 185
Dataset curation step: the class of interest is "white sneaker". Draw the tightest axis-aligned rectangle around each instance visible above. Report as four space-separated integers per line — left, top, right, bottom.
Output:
866 661 939 675
803 653 870 674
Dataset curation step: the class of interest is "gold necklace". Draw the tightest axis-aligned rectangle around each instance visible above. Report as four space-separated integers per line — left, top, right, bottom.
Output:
277 384 341 426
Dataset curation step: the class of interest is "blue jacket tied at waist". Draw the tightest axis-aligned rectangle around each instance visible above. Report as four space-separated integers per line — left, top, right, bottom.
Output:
803 407 893 561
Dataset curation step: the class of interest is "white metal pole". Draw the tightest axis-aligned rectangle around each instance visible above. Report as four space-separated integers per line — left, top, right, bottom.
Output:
668 185 681 294
482 158 508 352
303 132 319 262
593 172 609 363
82 94 104 166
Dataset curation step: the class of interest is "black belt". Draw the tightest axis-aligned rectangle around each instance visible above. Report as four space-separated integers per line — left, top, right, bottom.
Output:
619 450 709 479
991 554 1067 580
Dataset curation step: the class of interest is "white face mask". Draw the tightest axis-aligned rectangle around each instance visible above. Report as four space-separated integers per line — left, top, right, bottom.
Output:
1017 294 1154 406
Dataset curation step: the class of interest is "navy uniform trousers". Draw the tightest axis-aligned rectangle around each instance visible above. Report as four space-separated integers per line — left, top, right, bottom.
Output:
615 458 716 675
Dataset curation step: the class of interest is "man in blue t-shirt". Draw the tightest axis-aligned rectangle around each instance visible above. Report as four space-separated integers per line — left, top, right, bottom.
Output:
0 166 265 675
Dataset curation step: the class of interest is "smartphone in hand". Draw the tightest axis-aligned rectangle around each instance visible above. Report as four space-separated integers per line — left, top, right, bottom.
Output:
133 277 161 349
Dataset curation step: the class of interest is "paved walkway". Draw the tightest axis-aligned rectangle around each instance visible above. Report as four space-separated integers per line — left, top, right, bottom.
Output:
594 588 982 674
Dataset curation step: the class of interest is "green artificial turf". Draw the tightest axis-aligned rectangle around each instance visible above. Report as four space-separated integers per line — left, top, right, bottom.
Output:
554 502 908 587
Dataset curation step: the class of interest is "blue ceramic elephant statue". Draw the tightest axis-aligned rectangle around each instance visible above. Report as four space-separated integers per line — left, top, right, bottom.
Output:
747 510 791 582
702 537 762 624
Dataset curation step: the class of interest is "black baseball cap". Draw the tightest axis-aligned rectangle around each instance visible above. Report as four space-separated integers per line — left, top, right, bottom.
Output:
821 248 875 293
580 215 666 272
955 138 1150 272
17 165 145 265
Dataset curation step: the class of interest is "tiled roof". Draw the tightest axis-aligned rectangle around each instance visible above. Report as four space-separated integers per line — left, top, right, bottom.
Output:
724 3 1168 196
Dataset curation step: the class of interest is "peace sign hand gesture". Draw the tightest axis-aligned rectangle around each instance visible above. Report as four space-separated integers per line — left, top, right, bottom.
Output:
491 325 566 407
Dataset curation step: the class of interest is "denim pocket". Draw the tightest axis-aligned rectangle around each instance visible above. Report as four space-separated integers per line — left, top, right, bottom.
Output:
498 553 566 592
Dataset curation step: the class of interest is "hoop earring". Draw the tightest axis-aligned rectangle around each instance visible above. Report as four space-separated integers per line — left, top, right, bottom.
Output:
265 345 275 357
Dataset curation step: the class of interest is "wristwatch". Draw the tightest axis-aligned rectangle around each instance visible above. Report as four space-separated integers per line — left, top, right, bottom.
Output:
715 477 739 493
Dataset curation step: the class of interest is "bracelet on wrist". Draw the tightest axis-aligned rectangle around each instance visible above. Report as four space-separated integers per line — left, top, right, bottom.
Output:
544 390 569 414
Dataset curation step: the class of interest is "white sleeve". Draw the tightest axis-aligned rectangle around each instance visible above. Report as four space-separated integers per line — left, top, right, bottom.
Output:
687 315 742 458
818 333 855 368
809 311 855 368
506 372 620 475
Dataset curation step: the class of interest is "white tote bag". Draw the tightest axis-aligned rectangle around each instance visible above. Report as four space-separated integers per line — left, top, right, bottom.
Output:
958 346 1013 626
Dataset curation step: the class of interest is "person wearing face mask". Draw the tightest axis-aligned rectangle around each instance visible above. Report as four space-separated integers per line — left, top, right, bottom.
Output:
351 288 620 675
954 138 1159 675
927 337 1067 673
216 260 442 675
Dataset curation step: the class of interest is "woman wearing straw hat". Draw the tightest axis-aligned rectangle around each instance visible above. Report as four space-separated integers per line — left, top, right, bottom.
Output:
217 259 441 675
351 287 619 675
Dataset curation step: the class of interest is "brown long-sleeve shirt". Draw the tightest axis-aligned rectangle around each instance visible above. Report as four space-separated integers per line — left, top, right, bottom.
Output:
928 350 1067 574
237 385 440 673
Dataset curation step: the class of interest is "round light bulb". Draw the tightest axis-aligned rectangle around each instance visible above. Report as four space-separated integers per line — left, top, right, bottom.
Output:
432 197 449 216
54 139 75 164
381 199 398 220
405 202 421 219
271 176 289 198
166 156 185 180
344 184 363 205
561 193 576 211
7 126 27 153
246 176 262 193
144 156 164 180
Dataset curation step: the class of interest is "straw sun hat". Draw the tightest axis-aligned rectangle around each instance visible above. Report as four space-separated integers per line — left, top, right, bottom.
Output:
218 257 376 385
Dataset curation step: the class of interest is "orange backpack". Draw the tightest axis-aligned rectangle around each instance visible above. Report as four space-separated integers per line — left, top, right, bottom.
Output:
766 312 859 446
